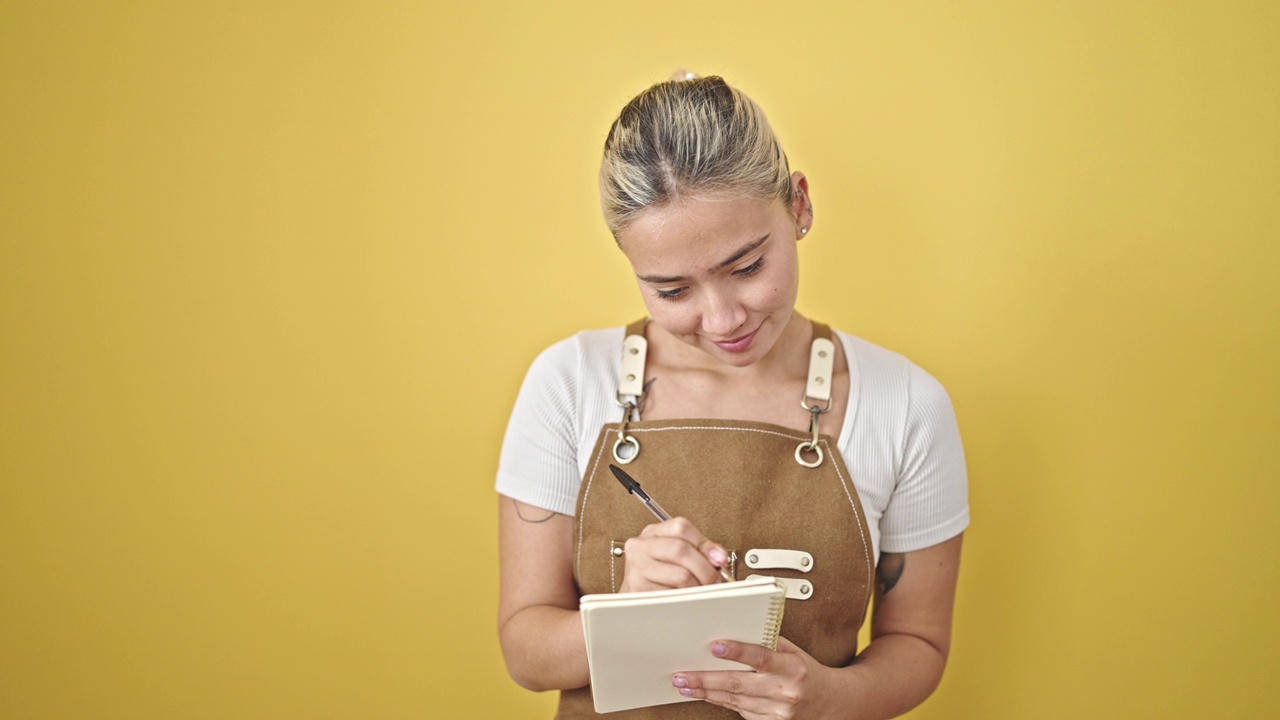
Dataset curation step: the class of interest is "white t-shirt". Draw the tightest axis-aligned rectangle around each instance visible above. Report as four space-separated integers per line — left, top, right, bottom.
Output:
496 327 969 558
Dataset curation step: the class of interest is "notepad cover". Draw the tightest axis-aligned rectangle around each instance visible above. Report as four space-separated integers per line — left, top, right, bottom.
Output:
579 576 786 713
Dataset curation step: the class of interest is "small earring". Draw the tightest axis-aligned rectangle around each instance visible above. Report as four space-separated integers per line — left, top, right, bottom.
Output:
801 227 809 235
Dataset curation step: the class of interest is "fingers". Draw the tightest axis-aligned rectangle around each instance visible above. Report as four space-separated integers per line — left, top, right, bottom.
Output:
672 641 773 699
694 535 730 570
673 668 778 717
622 536 718 588
672 639 810 717
621 517 728 591
709 639 776 671
641 517 728 565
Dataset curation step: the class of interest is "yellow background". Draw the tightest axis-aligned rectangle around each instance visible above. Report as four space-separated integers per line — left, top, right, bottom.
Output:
2 2 1277 718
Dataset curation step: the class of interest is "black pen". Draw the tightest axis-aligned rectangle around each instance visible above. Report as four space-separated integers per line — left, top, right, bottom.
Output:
608 463 734 583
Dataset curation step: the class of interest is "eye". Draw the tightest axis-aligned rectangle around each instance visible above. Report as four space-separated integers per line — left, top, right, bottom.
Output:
655 287 687 301
734 257 765 277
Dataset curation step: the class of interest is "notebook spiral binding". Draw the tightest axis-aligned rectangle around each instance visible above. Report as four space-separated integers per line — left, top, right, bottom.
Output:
761 584 787 651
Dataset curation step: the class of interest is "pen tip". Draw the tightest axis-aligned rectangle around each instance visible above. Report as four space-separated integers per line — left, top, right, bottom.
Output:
608 464 638 493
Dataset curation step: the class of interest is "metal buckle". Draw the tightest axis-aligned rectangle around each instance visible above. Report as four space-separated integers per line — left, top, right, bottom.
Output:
612 399 640 464
794 407 825 468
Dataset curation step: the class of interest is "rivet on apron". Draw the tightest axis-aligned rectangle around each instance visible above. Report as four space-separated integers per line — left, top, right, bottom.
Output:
748 553 759 564
800 584 811 596
801 556 811 567
611 546 623 557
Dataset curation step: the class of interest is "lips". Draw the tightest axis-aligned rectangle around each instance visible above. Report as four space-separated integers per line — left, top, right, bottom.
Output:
713 327 760 353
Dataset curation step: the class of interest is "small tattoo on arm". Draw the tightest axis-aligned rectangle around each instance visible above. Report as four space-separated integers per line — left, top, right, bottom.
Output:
512 498 557 524
876 552 906 596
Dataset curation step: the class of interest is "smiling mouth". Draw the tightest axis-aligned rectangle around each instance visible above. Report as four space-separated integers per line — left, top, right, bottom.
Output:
713 327 760 353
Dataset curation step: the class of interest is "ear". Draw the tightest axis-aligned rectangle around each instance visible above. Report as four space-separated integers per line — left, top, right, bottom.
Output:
791 171 812 238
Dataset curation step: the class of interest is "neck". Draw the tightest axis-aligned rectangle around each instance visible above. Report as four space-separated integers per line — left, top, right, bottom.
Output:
649 311 814 382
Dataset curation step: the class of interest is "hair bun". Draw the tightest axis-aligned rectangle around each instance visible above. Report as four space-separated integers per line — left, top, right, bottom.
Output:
669 69 700 82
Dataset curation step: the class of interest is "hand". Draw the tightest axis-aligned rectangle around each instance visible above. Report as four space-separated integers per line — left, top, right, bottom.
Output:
618 517 729 593
671 637 837 720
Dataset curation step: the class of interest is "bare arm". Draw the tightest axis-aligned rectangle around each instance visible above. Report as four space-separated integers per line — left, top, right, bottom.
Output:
496 497 589 691
837 533 963 717
674 533 963 719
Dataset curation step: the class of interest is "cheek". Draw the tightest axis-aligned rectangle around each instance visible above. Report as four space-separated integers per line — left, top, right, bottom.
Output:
642 297 702 335
750 265 797 308
752 280 786 304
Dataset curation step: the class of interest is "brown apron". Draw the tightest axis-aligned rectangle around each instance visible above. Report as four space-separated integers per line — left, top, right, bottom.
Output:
556 321 875 720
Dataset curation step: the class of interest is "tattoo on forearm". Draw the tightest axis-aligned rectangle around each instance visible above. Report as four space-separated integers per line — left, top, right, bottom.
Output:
876 552 906 596
512 498 556 524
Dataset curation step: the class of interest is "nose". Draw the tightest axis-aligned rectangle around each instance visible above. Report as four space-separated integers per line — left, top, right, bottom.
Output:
700 288 747 337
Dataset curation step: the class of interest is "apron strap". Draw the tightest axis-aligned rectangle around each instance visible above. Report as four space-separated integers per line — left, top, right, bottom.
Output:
617 319 649 399
799 322 836 468
804 323 836 406
613 318 836 468
624 317 648 337
611 319 649 464
616 318 836 406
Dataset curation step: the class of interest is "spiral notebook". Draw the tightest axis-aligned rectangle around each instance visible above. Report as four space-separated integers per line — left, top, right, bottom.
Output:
579 576 786 713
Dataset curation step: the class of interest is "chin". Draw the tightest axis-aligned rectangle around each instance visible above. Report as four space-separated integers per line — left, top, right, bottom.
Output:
713 351 765 368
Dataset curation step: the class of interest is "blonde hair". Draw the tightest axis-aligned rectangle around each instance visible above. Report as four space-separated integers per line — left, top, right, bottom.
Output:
598 74 793 236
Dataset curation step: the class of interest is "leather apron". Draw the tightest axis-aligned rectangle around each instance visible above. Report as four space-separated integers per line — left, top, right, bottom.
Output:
556 321 875 720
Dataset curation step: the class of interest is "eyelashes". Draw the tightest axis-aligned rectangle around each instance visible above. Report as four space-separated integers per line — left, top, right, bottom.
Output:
735 257 766 278
652 257 766 301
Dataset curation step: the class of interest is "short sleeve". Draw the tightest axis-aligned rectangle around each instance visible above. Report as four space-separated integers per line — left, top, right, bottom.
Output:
878 363 970 553
494 338 582 516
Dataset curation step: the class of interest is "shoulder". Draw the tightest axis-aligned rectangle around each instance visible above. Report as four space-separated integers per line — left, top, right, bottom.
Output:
830 329 968 552
834 330 911 376
832 328 959 447
833 329 950 399
498 326 628 513
524 326 625 384
514 326 627 419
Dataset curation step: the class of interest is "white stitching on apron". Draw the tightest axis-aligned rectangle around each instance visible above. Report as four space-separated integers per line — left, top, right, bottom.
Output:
579 425 874 587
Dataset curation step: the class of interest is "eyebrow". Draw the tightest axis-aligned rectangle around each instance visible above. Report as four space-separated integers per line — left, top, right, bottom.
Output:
636 234 771 284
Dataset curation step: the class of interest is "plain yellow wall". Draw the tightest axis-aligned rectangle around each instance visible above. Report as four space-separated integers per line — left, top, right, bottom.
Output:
2 2 1277 718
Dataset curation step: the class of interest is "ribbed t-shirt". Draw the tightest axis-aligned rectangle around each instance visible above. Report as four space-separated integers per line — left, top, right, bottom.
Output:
495 327 969 558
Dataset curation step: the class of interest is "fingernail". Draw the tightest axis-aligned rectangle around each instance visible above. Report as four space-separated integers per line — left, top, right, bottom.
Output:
711 641 728 656
709 548 727 566
679 688 695 697
672 675 688 688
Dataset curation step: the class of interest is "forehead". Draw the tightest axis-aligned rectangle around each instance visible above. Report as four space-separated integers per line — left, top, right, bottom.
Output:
617 194 783 270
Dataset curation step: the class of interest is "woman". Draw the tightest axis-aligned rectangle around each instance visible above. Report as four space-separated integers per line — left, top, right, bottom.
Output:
497 74 968 720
